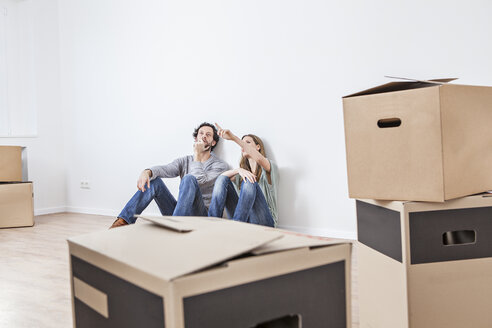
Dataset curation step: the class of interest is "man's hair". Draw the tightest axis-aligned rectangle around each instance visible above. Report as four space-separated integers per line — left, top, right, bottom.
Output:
192 122 219 151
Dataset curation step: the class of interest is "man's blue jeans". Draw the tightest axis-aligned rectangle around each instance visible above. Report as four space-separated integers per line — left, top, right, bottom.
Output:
118 174 207 224
208 175 275 227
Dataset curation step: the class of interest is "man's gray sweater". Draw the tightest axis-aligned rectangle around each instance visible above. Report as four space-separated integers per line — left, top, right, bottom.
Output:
149 153 229 208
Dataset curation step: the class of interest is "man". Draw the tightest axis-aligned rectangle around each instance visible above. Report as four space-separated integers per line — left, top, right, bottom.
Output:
110 122 229 228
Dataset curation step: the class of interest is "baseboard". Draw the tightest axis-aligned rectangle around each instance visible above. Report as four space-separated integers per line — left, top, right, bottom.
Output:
277 224 357 240
64 207 163 218
54 206 357 239
65 207 117 217
34 206 67 216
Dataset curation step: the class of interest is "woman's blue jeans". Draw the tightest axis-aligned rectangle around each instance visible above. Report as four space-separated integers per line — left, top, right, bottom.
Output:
118 174 207 224
208 175 275 227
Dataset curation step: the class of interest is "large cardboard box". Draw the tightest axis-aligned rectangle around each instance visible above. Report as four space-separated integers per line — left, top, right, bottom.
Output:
342 79 492 202
0 145 26 182
356 194 492 328
0 182 34 228
68 216 352 328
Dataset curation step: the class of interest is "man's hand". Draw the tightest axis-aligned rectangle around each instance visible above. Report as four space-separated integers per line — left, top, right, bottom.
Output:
137 170 151 192
215 123 234 141
193 139 207 157
237 168 256 183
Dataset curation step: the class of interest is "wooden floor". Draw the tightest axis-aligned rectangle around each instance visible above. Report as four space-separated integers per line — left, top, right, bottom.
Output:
0 213 359 327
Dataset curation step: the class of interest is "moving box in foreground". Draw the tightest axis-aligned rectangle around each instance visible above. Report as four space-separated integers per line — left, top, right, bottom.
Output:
343 78 492 202
356 194 492 328
68 216 352 328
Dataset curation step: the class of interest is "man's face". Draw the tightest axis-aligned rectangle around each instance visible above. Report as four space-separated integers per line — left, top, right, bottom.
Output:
195 126 216 151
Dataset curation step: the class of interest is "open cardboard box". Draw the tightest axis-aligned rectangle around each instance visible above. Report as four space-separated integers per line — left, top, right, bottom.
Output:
68 216 352 328
343 78 492 202
356 193 492 328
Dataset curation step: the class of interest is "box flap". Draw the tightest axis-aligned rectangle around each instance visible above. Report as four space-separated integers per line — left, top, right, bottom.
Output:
138 215 194 232
68 216 283 281
251 228 352 255
427 78 458 83
384 76 458 83
343 77 457 98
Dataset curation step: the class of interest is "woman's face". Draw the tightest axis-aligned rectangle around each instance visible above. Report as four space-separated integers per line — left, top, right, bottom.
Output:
242 136 260 157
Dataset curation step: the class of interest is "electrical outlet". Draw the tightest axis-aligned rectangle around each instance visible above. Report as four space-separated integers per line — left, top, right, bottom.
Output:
80 180 90 189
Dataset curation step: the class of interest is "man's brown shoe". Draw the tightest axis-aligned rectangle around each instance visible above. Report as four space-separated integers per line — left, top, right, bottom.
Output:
109 218 128 229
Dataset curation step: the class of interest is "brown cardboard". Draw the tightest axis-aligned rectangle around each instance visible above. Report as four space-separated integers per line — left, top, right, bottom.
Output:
73 277 108 318
68 216 352 328
0 182 34 228
71 216 284 281
0 146 23 182
343 80 492 201
358 243 408 328
356 194 492 328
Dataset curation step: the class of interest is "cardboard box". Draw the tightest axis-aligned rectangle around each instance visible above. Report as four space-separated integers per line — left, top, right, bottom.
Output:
0 182 34 228
342 79 492 201
356 194 492 328
68 216 352 328
0 145 27 182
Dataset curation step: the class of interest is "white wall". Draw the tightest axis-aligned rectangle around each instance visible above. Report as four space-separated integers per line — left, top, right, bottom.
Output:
1 0 65 214
0 0 37 136
57 0 492 238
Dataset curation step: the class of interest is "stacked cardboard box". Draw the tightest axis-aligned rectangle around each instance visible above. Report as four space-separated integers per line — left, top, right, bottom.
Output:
342 79 492 328
0 146 33 228
68 215 352 328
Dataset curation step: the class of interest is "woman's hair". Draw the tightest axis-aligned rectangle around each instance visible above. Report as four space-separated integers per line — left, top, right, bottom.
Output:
240 134 267 182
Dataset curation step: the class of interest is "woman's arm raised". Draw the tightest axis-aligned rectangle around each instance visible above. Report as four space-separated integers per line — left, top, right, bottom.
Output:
215 123 271 172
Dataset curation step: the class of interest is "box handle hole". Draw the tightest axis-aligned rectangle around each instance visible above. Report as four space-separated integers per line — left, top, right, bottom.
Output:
442 230 476 246
377 118 401 128
252 314 301 328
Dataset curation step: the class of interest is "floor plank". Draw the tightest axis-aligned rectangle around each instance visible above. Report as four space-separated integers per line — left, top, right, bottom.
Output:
0 213 114 328
0 213 359 327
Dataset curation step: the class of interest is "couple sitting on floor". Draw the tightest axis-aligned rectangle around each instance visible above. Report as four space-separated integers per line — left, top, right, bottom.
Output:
110 122 278 229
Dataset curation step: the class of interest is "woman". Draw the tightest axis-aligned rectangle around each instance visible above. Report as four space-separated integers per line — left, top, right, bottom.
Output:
208 123 278 227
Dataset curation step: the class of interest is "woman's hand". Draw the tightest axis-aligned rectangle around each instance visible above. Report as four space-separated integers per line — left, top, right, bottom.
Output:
237 168 256 183
215 123 235 141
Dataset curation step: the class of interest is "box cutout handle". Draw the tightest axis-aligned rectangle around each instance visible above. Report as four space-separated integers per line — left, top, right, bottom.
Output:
442 230 476 246
73 277 109 318
252 314 301 328
377 118 401 128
